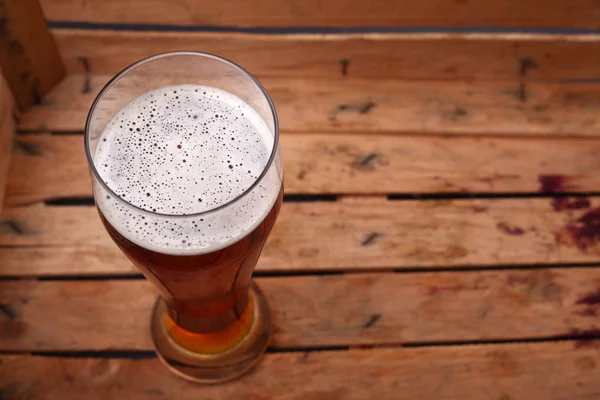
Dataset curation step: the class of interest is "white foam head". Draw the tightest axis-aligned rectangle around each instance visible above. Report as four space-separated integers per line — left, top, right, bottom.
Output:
93 84 281 255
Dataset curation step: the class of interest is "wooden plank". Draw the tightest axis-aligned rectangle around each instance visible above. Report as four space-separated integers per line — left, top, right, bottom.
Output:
39 0 600 29
2 269 600 350
0 74 15 213
18 74 600 136
0 0 65 109
8 133 600 207
55 29 600 81
2 342 600 399
3 198 600 276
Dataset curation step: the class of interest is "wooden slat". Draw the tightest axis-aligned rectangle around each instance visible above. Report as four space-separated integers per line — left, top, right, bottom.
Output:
55 29 600 81
40 0 600 29
18 74 600 136
2 198 600 276
0 74 15 213
0 0 65 109
1 269 600 350
8 133 600 207
2 342 600 399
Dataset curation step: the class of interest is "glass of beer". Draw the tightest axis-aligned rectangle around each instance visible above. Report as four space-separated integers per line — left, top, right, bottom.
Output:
84 52 283 382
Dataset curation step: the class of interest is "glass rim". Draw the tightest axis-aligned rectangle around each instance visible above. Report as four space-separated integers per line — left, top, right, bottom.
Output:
84 51 280 219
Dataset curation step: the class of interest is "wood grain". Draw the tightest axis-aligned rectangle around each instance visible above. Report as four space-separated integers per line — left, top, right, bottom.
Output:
0 74 15 213
2 342 600 399
8 133 600 207
18 74 600 136
3 198 600 276
0 0 65 109
39 0 600 29
55 29 600 81
1 269 600 350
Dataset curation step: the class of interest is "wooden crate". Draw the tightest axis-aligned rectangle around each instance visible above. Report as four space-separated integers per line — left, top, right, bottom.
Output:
2 0 600 398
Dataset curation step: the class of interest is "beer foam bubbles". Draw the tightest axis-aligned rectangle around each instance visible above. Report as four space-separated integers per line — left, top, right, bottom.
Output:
94 85 280 255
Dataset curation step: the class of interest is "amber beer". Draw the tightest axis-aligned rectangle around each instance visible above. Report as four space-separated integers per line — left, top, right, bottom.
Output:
86 54 283 382
98 186 282 353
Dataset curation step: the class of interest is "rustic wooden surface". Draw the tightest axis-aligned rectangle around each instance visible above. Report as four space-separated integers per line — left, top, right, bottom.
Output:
2 342 600 399
3 6 600 399
39 0 600 29
0 0 65 109
54 30 600 81
2 268 600 351
18 74 600 136
7 133 600 207
0 75 15 214
4 198 600 276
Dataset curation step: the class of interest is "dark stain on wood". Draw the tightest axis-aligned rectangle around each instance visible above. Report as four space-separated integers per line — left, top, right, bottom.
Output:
360 232 385 246
338 59 349 76
496 221 525 236
356 153 379 166
13 139 42 156
358 101 376 114
538 174 570 193
538 174 587 211
518 57 538 77
363 313 381 328
454 106 468 117
555 208 600 251
515 58 537 104
570 328 600 349
297 169 307 180
0 220 29 235
329 100 377 122
472 203 488 213
78 56 91 94
552 197 591 212
575 308 597 317
576 289 600 306
351 153 382 171
0 303 18 319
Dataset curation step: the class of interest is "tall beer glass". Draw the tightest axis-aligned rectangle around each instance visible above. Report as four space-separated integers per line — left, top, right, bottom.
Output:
85 52 283 382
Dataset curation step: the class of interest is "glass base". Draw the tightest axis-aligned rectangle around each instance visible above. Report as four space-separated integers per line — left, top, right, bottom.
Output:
150 282 271 383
